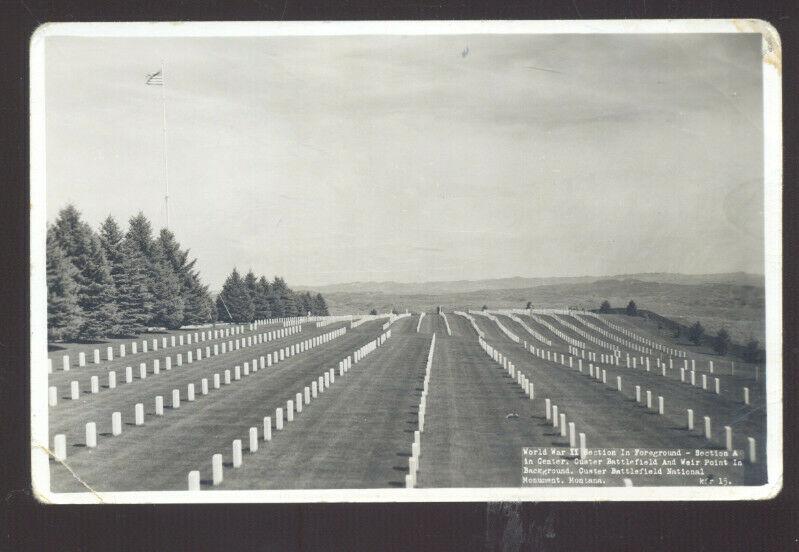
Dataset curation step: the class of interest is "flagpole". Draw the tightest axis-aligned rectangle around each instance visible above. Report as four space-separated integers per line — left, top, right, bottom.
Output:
161 60 170 229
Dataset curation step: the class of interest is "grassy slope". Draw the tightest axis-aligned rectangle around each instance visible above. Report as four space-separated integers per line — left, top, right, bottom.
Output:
323 279 765 344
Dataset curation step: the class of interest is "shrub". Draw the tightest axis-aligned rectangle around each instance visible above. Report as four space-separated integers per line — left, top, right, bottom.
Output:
687 321 704 345
743 339 762 363
712 328 731 356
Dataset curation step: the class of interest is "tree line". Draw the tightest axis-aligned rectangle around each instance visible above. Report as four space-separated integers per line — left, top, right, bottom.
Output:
215 269 328 323
597 299 762 362
47 205 328 342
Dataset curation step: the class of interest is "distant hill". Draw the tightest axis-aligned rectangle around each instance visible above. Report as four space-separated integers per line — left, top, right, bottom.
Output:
314 275 766 344
296 272 764 296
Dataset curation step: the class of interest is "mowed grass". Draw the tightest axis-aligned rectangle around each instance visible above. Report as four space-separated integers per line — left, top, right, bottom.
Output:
48 321 350 448
49 319 392 492
419 315 601 487
48 308 767 492
47 322 283 393
47 321 254 356
444 314 766 486
218 316 430 490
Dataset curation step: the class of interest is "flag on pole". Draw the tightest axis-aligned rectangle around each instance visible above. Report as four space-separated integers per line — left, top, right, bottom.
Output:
146 70 163 86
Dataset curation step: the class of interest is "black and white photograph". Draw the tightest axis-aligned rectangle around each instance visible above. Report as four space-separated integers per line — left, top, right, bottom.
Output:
30 20 782 503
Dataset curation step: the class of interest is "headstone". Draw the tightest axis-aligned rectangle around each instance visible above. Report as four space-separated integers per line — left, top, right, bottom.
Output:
232 440 242 468
212 454 223 485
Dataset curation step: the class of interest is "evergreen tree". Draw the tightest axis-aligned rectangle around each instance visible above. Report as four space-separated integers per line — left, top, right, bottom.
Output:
126 212 157 260
51 206 120 339
314 293 329 316
99 216 125 274
77 235 121 339
46 228 83 341
625 300 637 316
282 288 299 317
182 273 214 325
216 269 254 322
243 270 259 318
712 328 731 356
599 300 611 313
743 339 763 363
148 241 185 329
269 277 289 317
208 293 219 323
297 292 312 316
687 321 704 345
252 276 273 320
156 228 211 326
114 240 154 335
125 215 186 328
51 205 91 260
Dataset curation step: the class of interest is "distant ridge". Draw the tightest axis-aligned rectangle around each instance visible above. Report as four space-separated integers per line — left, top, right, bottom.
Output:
295 272 764 295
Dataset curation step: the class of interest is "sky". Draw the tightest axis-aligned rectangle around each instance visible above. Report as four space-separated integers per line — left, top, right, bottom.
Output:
44 32 765 289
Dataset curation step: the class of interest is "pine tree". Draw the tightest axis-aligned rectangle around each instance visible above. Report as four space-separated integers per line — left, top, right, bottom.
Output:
51 206 120 339
126 212 157 260
77 235 121 339
314 293 329 316
114 240 154 335
51 205 91 260
182 273 214 325
688 321 704 345
125 215 186 328
253 276 273 320
216 269 254 323
243 271 259 319
712 328 731 356
268 277 287 317
274 278 298 317
46 228 83 341
148 241 185 329
99 216 125 273
156 228 211 326
625 300 637 316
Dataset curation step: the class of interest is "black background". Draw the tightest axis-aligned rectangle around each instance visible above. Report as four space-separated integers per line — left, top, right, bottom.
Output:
1 1 796 550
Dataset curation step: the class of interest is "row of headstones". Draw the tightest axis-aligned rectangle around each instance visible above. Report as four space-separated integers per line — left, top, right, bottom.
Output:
550 313 627 355
619 351 753 403
382 312 411 331
501 312 554 348
590 312 688 359
262 316 313 327
576 314 659 356
560 343 751 406
48 324 308 406
415 312 426 333
453 312 485 340
49 326 350 460
479 337 590 459
473 311 520 343
350 313 387 329
533 339 757 459
50 324 257 373
314 315 357 328
191 329 392 489
588 313 686 357
406 333 435 488
520 312 571 348
439 313 452 336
